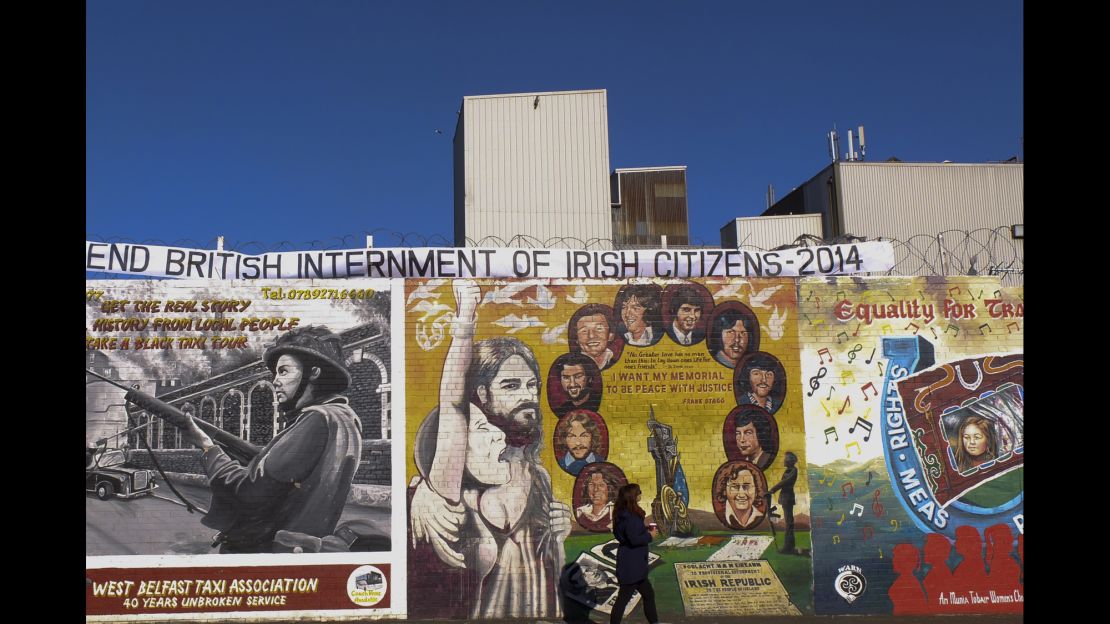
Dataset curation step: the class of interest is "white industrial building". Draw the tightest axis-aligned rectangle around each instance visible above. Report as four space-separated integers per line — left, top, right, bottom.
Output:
453 89 613 247
722 159 1024 284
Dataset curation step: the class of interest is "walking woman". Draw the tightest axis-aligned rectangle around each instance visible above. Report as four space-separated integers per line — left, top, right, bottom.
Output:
609 483 660 624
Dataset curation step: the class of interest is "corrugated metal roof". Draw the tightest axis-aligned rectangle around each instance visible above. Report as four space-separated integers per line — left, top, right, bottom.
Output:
462 88 607 101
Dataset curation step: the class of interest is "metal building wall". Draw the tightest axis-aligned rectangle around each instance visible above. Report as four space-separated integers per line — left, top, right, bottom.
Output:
801 164 836 235
726 214 825 250
837 162 1023 239
836 162 1023 282
453 111 466 246
761 164 836 236
456 90 612 247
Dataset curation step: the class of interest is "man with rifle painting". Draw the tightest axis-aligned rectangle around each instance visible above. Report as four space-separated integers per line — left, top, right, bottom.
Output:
178 326 363 553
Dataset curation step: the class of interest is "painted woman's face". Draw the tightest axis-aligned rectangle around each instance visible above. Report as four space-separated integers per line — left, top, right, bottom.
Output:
962 422 988 457
465 410 510 485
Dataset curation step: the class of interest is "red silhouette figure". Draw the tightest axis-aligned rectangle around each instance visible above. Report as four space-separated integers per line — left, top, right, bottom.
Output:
985 525 1021 587
984 524 1022 613
889 543 928 614
1017 534 1024 585
922 533 954 609
951 526 990 612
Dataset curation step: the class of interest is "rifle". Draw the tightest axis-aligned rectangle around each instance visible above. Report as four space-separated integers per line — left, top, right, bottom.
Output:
85 369 261 465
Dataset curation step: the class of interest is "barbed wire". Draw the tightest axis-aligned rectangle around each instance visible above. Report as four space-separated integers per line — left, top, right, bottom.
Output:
86 226 1022 286
85 229 454 253
761 227 1023 287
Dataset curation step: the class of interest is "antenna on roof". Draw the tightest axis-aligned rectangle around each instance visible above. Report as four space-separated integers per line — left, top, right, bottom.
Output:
766 184 776 209
827 126 840 162
840 125 866 161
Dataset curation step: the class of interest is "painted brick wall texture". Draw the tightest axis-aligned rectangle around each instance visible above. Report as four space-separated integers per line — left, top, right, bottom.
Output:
355 440 393 485
126 449 206 475
86 276 1022 622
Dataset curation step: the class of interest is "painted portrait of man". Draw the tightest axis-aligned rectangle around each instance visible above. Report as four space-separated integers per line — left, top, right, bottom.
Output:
547 352 603 417
722 405 777 470
572 463 627 533
553 409 608 475
713 460 768 531
568 303 623 371
180 325 363 554
707 303 760 369
665 284 709 346
614 284 664 347
734 352 787 415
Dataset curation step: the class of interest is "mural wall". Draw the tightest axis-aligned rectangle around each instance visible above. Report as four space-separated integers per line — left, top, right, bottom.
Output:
404 278 813 620
798 277 1024 615
86 274 1022 621
85 279 403 620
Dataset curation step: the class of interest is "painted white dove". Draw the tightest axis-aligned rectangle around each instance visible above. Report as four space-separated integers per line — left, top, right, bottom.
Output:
409 300 452 320
748 285 782 309
481 282 529 306
493 314 546 334
567 285 589 305
542 324 567 344
766 306 788 340
714 283 745 299
406 279 448 304
527 283 557 309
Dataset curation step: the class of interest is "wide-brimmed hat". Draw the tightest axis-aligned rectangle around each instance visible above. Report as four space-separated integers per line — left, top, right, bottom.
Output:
263 326 351 391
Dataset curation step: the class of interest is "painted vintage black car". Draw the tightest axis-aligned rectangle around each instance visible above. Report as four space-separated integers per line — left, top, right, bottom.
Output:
85 449 158 500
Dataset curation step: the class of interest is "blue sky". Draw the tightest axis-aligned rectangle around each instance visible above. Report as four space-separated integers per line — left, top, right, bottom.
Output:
86 1 1023 249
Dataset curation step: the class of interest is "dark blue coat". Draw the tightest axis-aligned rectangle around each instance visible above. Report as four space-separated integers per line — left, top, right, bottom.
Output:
613 509 652 585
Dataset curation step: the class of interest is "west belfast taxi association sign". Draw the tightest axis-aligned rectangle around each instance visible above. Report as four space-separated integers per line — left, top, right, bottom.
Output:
86 564 392 616
85 241 895 280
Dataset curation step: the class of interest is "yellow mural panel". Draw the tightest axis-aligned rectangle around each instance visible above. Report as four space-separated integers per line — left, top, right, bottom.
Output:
403 277 812 619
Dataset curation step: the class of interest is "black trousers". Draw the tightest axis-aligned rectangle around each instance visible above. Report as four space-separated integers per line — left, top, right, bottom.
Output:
782 502 796 552
609 578 658 624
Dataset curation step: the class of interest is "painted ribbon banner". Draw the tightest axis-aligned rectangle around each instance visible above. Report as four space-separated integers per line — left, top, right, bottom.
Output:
85 240 895 280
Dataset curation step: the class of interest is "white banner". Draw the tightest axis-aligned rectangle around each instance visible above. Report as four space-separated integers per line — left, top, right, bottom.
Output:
85 240 894 280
